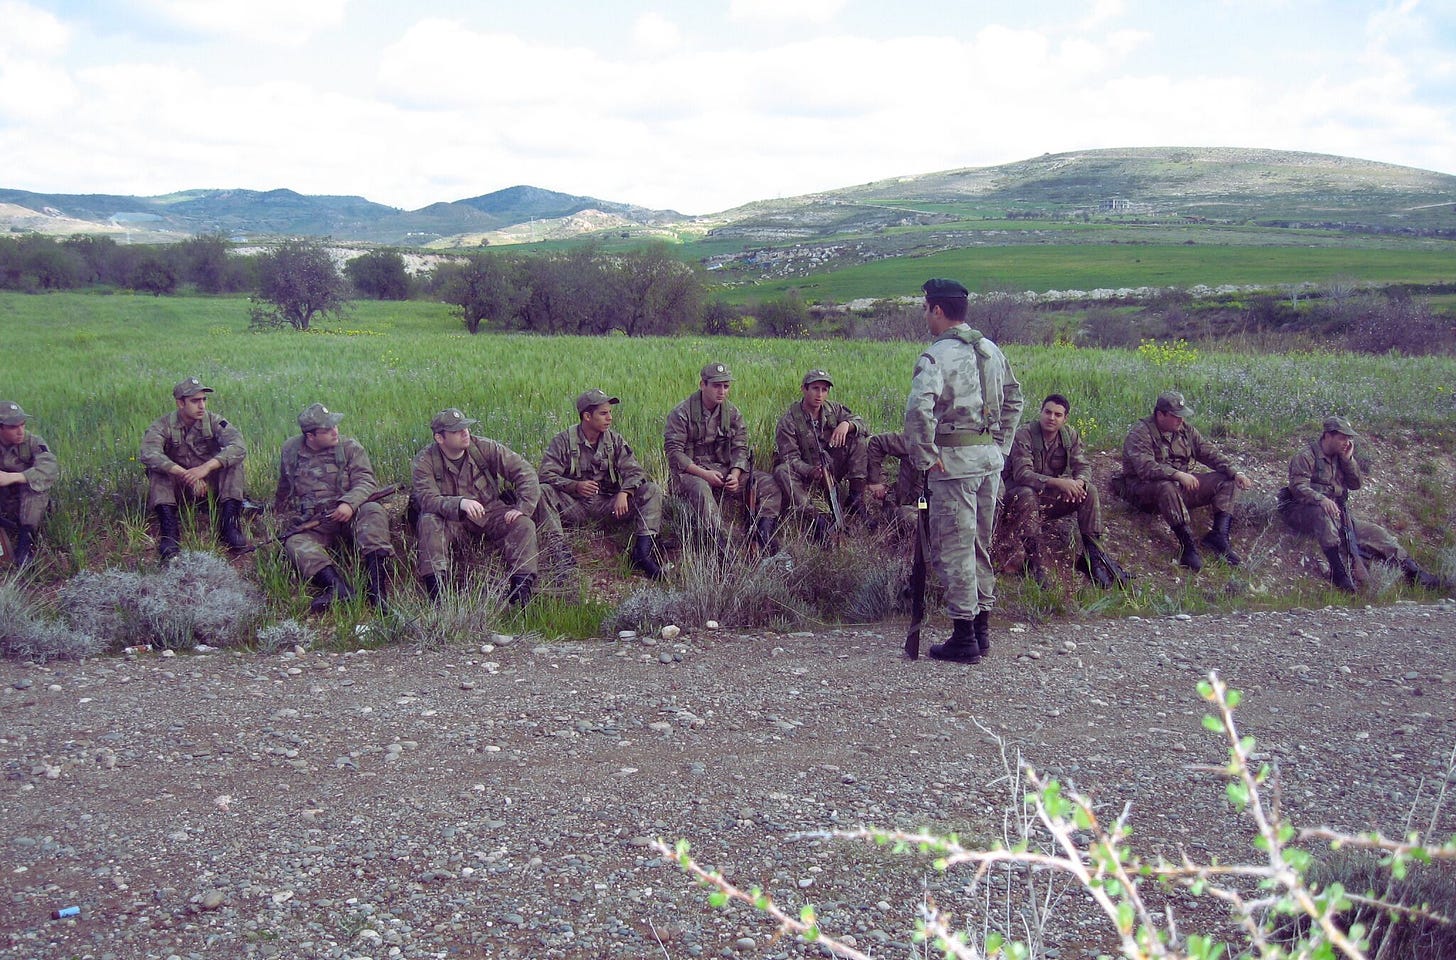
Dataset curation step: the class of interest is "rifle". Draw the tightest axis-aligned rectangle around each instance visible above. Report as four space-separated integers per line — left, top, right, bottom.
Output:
1337 495 1369 586
240 484 399 554
904 493 930 660
810 430 844 532
0 515 14 566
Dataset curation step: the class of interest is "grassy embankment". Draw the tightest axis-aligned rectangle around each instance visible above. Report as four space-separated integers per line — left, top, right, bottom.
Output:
6 291 1456 634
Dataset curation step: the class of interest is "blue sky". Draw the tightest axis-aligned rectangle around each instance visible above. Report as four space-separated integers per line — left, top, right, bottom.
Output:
2 0 1453 214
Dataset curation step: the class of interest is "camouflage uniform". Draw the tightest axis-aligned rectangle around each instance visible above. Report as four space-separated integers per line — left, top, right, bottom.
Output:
539 424 663 537
1281 435 1406 562
411 427 551 580
1003 422 1103 543
0 404 58 531
139 390 247 508
772 376 867 521
663 371 781 540
865 431 923 533
1120 415 1240 526
276 431 393 580
904 323 1024 621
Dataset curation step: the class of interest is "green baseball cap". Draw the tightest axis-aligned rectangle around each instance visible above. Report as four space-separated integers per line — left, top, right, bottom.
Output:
576 389 620 415
0 401 31 426
1322 415 1358 437
1154 391 1194 417
299 402 345 433
801 368 833 387
173 377 213 400
431 408 479 433
700 362 733 384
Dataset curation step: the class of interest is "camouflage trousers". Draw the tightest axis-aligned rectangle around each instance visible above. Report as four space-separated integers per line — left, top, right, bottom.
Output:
0 485 48 530
1121 472 1237 530
145 463 245 509
1002 483 1104 544
541 481 663 537
773 438 867 518
282 502 394 579
415 502 541 578
1279 501 1408 563
927 470 1002 621
669 469 782 537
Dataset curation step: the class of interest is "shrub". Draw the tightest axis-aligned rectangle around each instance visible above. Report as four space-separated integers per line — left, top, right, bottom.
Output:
255 618 317 655
0 580 103 662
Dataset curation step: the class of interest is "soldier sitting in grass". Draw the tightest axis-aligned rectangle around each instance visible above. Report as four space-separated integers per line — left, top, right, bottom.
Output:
275 403 395 612
539 389 665 580
864 431 922 537
0 401 58 570
772 368 868 545
1279 415 1446 592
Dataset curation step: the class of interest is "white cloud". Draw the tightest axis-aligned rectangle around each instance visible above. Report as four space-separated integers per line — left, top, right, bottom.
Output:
139 0 350 46
0 1 69 57
632 12 682 53
728 0 846 26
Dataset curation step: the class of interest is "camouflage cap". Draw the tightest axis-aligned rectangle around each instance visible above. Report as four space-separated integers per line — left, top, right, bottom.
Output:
430 408 478 433
700 362 733 384
576 388 620 415
922 278 969 299
173 377 213 400
0 401 30 426
1322 415 1358 437
298 402 345 433
801 368 833 387
1154 391 1194 417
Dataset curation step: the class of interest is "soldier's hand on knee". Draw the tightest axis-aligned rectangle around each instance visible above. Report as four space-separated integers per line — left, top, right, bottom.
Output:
1174 470 1199 492
504 508 524 524
330 503 354 523
575 479 600 499
461 498 487 523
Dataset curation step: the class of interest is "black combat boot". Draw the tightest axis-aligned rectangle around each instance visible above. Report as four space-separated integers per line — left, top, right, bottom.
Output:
1400 557 1445 591
364 552 389 608
1078 537 1115 589
1172 524 1203 571
217 499 249 551
1322 547 1357 593
1200 511 1241 565
845 479 867 520
420 573 442 601
507 573 535 606
11 526 36 569
928 617 981 663
754 517 780 554
630 535 664 579
1022 538 1048 588
309 565 356 614
973 609 991 657
155 504 181 564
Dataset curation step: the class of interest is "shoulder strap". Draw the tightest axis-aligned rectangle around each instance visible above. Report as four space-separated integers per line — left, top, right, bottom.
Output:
934 325 996 432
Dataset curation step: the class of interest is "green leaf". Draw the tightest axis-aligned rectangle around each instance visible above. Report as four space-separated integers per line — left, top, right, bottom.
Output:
1227 689 1242 708
708 891 728 908
1202 714 1223 733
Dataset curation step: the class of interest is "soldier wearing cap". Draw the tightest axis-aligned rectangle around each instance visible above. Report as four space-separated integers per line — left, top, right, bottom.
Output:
0 401 59 569
772 369 868 544
1003 393 1123 588
138 377 249 561
905 278 1024 663
1119 390 1251 570
1279 415 1445 591
664 361 783 552
539 389 665 579
275 403 395 612
411 408 551 605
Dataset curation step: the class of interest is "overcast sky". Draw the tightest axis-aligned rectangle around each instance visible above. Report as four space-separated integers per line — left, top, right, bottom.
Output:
2 0 1453 215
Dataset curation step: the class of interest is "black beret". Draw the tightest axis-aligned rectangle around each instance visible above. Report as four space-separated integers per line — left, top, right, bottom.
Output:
922 278 969 299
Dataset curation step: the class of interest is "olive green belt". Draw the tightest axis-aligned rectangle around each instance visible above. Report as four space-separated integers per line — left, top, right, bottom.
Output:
938 432 995 447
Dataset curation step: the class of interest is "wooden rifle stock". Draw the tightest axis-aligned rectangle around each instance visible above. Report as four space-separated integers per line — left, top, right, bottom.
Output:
904 494 930 660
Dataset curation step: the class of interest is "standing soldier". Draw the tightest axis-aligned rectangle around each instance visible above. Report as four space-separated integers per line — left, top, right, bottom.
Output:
138 377 249 561
1120 391 1251 570
664 362 783 553
1279 415 1445 591
539 388 665 579
905 278 1024 663
864 431 923 536
276 403 395 612
0 401 58 570
1004 393 1123 588
772 369 868 544
411 408 546 605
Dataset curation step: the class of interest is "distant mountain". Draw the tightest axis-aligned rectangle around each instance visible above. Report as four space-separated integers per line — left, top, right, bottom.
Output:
2 148 1452 247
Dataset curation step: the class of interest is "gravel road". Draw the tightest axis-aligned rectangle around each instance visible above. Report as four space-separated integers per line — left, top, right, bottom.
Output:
4 601 1455 960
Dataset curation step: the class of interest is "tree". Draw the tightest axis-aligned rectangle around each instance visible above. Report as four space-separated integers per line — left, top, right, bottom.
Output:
755 290 809 338
601 245 702 336
127 255 178 296
249 239 349 331
176 233 250 294
345 249 411 301
437 253 525 334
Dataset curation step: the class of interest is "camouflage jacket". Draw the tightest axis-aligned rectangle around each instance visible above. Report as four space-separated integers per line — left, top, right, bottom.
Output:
275 435 379 523
539 425 650 498
773 400 865 480
904 324 1023 479
663 393 752 476
139 409 246 472
1121 415 1236 482
0 432 59 494
412 437 540 521
1008 423 1089 491
1286 439 1362 504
